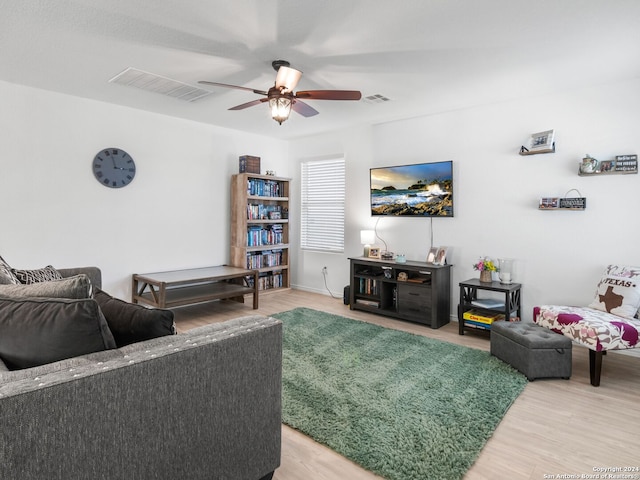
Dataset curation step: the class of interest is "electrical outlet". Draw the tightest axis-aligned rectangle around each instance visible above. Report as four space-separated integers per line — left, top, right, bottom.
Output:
322 266 328 275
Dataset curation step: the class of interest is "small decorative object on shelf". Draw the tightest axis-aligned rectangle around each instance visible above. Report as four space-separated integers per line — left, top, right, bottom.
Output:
380 250 394 260
519 129 555 155
473 257 498 283
498 258 514 284
395 254 406 263
539 189 586 210
579 154 598 174
578 154 637 176
239 155 261 174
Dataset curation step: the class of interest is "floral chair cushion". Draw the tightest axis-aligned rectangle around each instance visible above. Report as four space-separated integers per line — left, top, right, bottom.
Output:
534 305 640 352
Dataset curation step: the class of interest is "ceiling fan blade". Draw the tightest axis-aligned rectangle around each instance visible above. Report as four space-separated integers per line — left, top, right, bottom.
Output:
275 66 302 92
295 90 362 101
198 80 268 96
229 98 269 111
292 100 319 117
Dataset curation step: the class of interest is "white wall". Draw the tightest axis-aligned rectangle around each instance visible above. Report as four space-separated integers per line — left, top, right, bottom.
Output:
0 81 288 299
288 126 375 298
290 77 640 320
3 77 639 319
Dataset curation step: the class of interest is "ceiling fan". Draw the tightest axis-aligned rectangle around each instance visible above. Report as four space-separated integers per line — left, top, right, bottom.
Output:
198 60 361 125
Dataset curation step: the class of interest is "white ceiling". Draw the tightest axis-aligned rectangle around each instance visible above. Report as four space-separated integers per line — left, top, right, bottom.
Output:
2 0 639 140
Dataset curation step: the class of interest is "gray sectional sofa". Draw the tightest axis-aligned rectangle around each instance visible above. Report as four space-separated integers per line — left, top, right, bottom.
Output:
0 267 282 480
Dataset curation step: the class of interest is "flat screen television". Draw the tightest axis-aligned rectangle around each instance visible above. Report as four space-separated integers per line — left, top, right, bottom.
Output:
370 160 453 217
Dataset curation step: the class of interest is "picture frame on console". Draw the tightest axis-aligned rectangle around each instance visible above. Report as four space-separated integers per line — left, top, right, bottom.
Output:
426 247 438 264
435 246 449 265
368 246 382 259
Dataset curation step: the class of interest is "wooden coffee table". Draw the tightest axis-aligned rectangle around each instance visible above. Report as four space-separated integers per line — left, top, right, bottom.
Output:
132 265 258 309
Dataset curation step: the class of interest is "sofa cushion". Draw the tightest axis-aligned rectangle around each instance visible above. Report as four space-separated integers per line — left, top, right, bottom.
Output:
94 288 175 347
588 265 640 319
0 296 116 370
0 255 20 285
13 265 63 284
0 274 92 299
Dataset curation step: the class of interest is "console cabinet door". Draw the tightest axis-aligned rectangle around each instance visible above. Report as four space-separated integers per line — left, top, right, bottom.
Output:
397 283 432 325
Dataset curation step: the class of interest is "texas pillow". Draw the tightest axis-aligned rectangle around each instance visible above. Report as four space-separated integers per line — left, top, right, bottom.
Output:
588 264 640 319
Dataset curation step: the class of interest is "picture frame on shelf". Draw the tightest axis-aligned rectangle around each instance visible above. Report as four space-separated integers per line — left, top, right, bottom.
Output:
520 129 555 155
426 247 439 264
368 246 382 259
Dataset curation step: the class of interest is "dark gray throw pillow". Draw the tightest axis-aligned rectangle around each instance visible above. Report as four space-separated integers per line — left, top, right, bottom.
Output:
0 296 116 370
93 288 175 347
0 274 92 299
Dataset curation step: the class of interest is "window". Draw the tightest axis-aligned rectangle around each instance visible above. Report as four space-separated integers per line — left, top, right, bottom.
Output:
301 157 345 252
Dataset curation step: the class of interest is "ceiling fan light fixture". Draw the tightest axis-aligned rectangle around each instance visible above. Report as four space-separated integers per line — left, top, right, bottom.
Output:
275 66 302 92
269 96 292 125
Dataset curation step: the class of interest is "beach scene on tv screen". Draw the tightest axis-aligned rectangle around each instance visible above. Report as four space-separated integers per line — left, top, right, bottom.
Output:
370 162 453 216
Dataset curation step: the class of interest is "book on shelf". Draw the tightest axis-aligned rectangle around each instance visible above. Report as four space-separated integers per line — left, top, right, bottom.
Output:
463 319 493 330
470 298 505 309
463 309 504 325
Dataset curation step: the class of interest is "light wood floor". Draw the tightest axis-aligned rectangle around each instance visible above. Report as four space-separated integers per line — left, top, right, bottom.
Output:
174 289 640 480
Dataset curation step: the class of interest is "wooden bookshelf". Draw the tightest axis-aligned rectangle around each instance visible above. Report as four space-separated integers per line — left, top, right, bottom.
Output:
230 173 291 293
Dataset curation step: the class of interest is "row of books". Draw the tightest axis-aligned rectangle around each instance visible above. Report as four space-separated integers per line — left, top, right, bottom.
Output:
245 250 283 269
245 272 284 290
247 204 283 220
358 278 379 295
247 225 284 246
247 179 283 197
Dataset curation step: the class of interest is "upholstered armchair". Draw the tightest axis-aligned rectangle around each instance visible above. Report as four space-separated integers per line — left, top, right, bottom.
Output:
533 265 640 386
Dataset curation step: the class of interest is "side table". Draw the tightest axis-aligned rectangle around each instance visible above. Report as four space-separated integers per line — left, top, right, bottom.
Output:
458 278 521 335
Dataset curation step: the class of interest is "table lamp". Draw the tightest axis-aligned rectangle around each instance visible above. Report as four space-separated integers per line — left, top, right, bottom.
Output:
360 230 376 256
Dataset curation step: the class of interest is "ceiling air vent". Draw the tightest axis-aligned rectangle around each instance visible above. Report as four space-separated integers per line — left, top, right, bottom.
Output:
109 67 211 102
364 94 391 104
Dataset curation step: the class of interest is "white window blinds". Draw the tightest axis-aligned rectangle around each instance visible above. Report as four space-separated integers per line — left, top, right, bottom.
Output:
300 157 345 252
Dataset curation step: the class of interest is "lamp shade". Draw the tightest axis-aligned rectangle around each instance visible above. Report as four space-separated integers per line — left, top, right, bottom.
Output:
360 230 376 245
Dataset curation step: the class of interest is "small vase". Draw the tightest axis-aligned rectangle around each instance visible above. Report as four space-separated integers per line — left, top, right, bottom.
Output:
479 270 492 283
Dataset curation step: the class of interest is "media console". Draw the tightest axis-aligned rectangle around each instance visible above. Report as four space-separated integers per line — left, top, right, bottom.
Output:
349 257 452 328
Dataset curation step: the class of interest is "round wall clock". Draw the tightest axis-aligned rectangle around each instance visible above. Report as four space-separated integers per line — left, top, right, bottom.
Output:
92 148 136 188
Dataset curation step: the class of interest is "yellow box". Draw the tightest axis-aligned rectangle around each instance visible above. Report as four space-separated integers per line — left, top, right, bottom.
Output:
463 309 503 325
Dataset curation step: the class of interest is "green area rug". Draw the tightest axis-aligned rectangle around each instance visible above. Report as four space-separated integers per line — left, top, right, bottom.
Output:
274 307 528 480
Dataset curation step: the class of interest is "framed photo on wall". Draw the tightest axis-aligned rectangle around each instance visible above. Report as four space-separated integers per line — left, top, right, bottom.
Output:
368 246 382 259
426 247 438 264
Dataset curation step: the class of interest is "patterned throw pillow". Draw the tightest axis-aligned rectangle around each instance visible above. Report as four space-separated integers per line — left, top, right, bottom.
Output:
0 274 92 299
588 265 640 319
12 265 63 284
0 256 20 285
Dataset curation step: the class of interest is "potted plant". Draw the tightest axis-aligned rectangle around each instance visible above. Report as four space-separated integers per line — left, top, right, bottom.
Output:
473 257 498 283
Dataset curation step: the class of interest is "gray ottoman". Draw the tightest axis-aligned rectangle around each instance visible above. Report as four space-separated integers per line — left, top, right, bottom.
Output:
490 321 572 380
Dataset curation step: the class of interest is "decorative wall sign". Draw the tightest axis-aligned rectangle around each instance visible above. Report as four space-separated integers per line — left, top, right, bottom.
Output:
539 189 586 210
